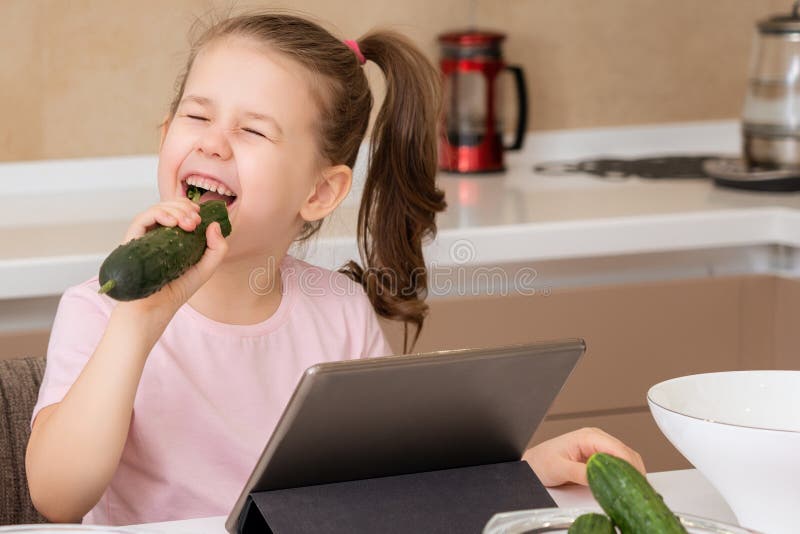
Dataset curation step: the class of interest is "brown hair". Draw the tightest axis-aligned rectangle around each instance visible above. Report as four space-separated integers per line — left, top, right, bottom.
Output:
169 13 446 352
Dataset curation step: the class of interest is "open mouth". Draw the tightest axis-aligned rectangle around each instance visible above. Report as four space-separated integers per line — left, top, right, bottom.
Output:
182 175 238 207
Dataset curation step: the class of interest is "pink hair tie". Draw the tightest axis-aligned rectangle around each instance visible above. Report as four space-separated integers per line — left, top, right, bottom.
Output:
344 39 366 65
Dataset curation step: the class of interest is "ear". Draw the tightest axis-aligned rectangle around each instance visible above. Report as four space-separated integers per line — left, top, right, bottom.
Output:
299 164 353 223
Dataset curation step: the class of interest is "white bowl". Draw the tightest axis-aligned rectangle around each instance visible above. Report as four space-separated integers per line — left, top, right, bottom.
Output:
648 370 800 534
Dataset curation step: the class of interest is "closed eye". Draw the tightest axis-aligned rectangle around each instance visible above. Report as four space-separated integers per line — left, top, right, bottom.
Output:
187 114 208 121
243 128 266 138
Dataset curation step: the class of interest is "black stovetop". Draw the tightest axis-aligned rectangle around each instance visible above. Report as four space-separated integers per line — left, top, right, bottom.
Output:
534 155 800 192
534 156 717 180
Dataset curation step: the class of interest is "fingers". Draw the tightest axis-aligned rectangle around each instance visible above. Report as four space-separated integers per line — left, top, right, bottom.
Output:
524 428 647 488
201 222 229 263
160 198 202 217
524 443 590 487
575 427 647 475
564 459 589 486
162 206 202 231
123 200 202 243
174 222 229 295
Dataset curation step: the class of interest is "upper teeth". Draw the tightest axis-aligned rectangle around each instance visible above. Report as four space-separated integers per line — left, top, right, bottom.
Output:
185 175 236 197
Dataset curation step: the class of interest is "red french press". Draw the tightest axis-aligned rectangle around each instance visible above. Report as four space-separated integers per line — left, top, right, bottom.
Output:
438 30 527 174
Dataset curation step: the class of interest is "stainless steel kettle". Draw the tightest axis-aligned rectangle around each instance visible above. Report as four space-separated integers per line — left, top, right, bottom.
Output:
742 1 800 169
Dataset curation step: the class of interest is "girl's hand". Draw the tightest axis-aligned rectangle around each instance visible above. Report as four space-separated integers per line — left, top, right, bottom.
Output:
118 199 229 317
522 427 646 487
122 198 202 243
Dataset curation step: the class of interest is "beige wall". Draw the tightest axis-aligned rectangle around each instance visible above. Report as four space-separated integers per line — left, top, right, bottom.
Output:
0 0 788 162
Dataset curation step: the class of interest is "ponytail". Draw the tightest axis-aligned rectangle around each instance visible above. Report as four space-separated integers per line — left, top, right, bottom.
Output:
339 31 446 353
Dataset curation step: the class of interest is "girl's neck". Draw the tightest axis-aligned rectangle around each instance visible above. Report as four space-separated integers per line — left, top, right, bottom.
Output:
187 251 285 325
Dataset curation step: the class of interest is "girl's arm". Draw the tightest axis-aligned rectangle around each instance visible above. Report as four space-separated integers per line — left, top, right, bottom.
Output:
26 199 227 522
26 301 175 522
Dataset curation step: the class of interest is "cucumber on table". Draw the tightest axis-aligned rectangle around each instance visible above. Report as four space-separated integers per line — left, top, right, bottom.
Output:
586 452 688 534
97 195 231 301
568 512 615 534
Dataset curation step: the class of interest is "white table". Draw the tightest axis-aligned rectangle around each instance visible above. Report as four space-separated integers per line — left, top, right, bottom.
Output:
124 469 739 533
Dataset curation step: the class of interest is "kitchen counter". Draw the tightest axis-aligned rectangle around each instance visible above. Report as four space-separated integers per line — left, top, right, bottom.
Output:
114 469 740 533
5 119 800 329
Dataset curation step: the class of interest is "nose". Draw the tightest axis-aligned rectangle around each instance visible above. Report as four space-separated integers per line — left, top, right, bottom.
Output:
196 125 232 160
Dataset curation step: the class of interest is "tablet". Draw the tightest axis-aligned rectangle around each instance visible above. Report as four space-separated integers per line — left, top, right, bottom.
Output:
225 339 585 533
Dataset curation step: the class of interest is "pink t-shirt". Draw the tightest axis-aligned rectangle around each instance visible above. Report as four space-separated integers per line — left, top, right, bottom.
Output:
31 255 393 525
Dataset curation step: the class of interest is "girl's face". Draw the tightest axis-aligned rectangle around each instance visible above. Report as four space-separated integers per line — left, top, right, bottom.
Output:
157 36 322 259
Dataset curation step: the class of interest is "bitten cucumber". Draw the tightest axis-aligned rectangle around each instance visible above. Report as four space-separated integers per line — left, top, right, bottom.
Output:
97 198 231 301
568 512 615 534
586 453 687 534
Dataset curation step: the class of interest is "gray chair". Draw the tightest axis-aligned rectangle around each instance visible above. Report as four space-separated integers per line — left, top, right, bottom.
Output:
0 356 48 525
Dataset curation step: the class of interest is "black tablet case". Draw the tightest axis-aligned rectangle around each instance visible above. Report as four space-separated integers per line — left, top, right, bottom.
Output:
237 460 555 533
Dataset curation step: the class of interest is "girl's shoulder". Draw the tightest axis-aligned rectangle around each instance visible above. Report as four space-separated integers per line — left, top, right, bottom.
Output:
283 255 364 292
283 255 372 310
44 277 117 335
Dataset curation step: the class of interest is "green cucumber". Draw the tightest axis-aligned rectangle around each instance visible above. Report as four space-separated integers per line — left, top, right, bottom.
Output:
97 198 231 301
568 512 615 534
586 453 687 534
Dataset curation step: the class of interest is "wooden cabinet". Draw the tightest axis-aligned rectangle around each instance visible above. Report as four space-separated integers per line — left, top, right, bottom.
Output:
383 274 796 472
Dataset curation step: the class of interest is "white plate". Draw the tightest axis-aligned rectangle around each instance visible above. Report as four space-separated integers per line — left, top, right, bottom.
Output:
0 525 158 533
483 507 759 533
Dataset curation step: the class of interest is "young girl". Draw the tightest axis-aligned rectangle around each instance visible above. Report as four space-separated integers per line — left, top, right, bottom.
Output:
26 12 644 526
